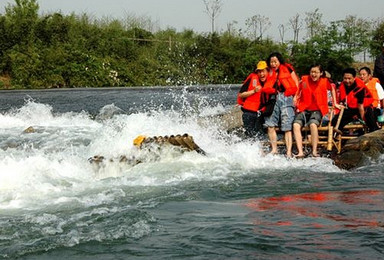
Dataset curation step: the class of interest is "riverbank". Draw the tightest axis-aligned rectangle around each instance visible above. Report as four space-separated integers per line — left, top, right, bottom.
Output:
0 84 240 92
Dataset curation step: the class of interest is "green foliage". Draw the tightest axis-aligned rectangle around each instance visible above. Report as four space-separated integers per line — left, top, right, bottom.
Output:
7 44 43 88
291 20 363 81
35 13 70 46
4 0 39 45
371 20 384 56
0 0 383 89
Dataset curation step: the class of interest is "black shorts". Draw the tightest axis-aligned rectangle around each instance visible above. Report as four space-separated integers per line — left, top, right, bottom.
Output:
293 110 322 127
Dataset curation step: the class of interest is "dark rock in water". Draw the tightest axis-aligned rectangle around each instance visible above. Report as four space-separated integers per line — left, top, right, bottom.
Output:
333 129 384 170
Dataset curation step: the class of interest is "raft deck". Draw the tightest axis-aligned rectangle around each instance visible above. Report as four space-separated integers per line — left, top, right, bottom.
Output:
272 108 371 154
273 123 367 154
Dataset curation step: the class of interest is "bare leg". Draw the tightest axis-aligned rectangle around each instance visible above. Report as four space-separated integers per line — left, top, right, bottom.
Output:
310 123 319 156
293 123 304 157
268 127 278 154
285 130 293 157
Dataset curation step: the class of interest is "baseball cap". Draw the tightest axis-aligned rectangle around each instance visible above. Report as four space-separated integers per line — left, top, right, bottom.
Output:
256 61 268 71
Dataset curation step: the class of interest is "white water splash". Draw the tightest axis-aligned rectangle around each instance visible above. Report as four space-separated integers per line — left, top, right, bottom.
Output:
0 100 341 211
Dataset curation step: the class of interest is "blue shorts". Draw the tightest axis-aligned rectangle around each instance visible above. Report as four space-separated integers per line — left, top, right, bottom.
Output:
264 92 295 131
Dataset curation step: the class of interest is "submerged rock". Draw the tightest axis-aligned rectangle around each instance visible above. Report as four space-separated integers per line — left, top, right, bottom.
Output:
95 104 125 121
333 129 384 170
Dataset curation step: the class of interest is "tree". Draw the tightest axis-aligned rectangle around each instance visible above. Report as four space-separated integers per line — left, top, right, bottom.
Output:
278 24 286 44
203 0 223 34
225 20 241 37
245 15 271 41
343 15 371 60
371 19 384 57
326 16 372 61
289 13 302 43
291 22 355 81
35 13 70 46
4 0 39 46
2 0 40 86
304 8 325 39
1 0 378 89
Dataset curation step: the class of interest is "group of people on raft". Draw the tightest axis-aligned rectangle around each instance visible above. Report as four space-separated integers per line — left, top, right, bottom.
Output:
237 52 384 158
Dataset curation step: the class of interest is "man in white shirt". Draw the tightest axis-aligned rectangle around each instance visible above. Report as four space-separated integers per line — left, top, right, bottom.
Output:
359 66 384 127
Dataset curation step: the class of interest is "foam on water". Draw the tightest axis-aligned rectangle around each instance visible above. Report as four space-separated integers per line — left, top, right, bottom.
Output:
0 100 341 212
2 94 381 260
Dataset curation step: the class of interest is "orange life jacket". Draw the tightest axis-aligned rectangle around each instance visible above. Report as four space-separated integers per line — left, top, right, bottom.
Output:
297 76 330 116
366 77 380 108
237 74 252 106
339 77 373 109
237 73 263 112
263 63 298 97
260 73 277 95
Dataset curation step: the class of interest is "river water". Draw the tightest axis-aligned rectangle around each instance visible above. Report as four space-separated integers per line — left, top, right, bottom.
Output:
0 86 383 259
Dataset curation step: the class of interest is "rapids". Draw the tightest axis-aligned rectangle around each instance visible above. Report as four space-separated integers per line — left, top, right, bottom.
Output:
0 87 382 259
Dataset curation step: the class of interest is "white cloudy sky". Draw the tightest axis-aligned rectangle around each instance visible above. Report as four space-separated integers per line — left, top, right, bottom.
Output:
1 0 384 40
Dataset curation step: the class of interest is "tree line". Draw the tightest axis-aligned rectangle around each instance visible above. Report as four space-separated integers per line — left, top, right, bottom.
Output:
0 0 384 89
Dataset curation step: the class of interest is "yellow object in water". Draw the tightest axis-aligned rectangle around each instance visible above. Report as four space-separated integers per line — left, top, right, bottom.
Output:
133 135 147 147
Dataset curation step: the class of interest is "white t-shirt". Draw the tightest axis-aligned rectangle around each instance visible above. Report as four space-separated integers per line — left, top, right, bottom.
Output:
375 82 384 108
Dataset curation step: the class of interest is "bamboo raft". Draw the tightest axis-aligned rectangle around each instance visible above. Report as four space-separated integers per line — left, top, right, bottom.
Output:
274 123 367 154
89 134 206 166
273 107 369 154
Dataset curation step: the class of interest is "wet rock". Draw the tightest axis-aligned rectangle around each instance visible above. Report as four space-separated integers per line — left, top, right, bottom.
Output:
23 126 35 133
198 106 243 131
333 129 384 170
